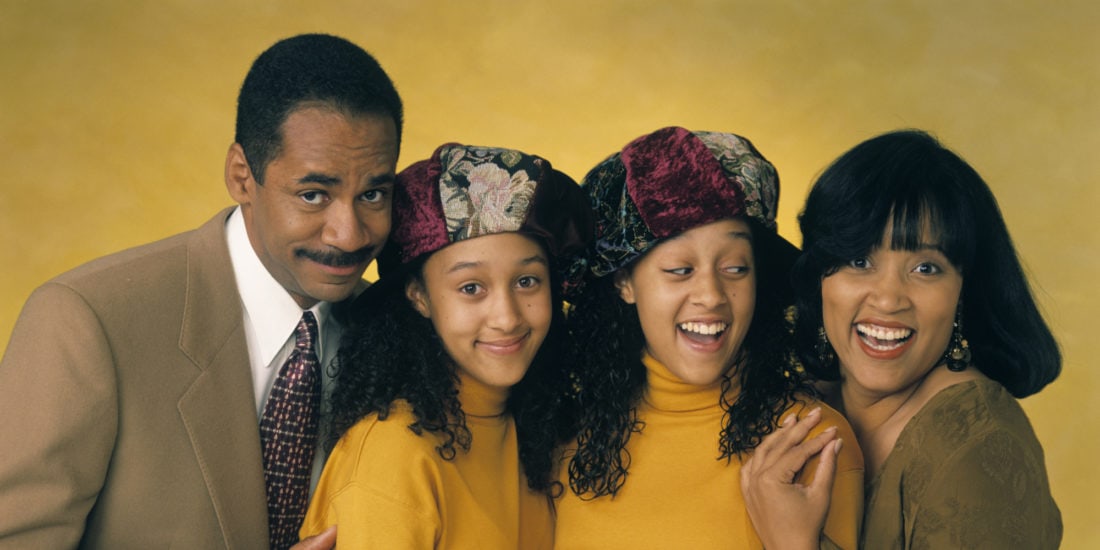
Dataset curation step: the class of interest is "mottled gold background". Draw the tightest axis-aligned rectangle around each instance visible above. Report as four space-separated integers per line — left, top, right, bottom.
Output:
1 1 1095 545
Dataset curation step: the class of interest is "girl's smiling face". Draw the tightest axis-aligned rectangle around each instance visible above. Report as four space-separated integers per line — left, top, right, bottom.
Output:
406 232 552 390
616 218 757 386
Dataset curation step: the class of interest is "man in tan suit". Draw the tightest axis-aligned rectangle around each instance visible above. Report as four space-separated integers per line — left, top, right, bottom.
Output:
0 34 402 549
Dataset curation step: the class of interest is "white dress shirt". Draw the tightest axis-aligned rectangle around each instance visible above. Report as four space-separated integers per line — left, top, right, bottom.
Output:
225 207 341 490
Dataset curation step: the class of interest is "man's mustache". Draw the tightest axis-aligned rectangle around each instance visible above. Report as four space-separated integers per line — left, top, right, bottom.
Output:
296 246 376 267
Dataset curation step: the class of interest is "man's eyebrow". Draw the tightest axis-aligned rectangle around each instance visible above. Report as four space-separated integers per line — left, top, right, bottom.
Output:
298 173 341 186
297 173 396 187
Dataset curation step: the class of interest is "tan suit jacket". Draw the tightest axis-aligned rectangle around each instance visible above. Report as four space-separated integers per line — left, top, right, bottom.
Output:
0 208 271 549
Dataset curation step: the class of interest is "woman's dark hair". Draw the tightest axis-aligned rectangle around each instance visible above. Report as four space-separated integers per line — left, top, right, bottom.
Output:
565 218 810 498
793 129 1060 398
328 233 574 494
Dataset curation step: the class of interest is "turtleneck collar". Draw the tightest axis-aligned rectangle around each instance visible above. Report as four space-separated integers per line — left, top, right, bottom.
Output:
641 350 738 413
456 370 510 419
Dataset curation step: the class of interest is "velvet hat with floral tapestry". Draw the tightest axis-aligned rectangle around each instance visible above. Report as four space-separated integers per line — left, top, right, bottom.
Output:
562 126 798 297
379 143 592 281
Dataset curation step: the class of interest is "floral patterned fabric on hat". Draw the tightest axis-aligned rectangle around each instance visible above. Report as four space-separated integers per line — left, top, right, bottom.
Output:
692 131 779 231
387 142 592 277
438 145 541 242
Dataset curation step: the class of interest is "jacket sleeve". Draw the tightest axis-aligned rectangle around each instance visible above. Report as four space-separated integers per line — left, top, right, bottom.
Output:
0 282 119 548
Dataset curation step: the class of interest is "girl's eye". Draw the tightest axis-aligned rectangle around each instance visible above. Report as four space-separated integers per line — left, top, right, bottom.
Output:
914 262 941 275
459 283 482 295
723 265 750 275
664 267 692 276
300 191 325 205
516 275 540 289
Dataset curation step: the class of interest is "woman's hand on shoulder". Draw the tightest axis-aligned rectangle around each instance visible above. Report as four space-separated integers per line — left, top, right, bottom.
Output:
292 525 336 550
740 407 842 550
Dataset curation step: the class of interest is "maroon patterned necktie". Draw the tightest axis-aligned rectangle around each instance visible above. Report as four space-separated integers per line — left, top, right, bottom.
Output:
260 311 321 550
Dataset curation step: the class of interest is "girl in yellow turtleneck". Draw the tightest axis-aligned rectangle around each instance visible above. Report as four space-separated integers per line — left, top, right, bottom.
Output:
299 143 591 549
555 127 864 550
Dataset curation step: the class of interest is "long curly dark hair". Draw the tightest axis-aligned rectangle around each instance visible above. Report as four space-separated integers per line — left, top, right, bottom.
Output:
565 219 812 499
328 238 575 495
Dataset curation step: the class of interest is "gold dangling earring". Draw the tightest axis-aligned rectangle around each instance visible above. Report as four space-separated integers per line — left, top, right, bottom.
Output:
944 308 972 372
815 326 836 368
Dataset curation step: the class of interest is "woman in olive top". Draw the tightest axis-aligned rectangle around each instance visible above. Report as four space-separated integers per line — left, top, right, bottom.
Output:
555 127 864 549
301 143 591 548
745 129 1061 548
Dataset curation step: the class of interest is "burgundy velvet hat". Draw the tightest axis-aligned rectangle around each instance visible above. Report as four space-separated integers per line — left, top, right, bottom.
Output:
377 143 592 282
563 126 798 295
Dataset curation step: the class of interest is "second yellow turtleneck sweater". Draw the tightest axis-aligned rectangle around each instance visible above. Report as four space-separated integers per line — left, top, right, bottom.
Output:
554 352 863 549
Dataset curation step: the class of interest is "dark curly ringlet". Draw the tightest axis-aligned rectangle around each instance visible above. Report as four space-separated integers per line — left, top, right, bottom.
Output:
793 129 1060 397
330 144 593 495
564 127 812 499
235 33 403 183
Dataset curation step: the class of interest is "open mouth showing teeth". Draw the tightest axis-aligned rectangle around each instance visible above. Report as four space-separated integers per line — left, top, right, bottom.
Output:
679 322 728 342
856 323 913 351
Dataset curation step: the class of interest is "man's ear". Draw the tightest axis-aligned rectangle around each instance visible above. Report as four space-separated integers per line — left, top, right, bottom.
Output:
405 279 432 318
225 143 257 205
613 270 636 305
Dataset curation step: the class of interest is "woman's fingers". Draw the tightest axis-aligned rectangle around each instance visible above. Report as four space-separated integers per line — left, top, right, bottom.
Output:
740 417 841 550
804 438 842 504
745 414 842 489
748 407 826 470
769 425 838 484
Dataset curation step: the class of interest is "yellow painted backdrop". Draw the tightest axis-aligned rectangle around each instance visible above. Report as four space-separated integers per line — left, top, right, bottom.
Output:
1 1 1096 545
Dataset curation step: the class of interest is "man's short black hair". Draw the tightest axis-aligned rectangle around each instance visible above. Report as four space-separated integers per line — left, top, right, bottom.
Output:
235 33 403 183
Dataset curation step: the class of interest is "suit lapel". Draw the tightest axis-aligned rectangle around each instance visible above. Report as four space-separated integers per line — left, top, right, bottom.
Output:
177 208 269 550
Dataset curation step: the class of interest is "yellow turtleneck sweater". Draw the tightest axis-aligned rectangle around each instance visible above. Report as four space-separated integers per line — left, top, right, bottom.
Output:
300 371 553 549
554 352 863 549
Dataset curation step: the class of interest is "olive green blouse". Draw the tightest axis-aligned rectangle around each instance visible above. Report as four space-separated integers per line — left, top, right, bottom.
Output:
862 377 1061 549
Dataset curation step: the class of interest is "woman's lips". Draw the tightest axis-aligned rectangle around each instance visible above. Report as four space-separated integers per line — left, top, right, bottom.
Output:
854 322 914 360
678 321 728 352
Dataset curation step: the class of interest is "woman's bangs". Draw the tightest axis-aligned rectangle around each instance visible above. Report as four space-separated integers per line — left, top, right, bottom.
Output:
888 188 969 270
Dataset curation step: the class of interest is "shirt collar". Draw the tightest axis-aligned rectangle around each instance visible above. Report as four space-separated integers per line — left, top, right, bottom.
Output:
226 207 332 367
